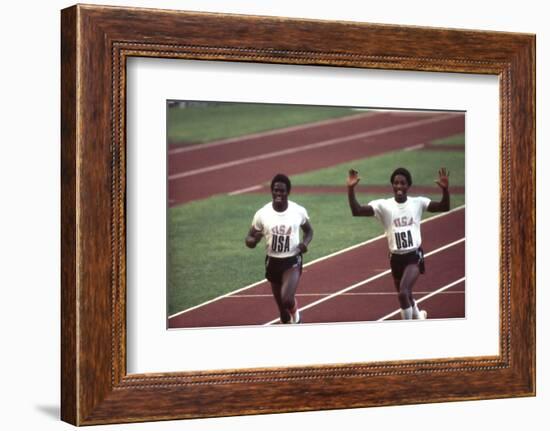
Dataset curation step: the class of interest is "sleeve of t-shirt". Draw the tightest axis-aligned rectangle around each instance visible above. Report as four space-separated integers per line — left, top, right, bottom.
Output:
367 199 384 220
418 196 431 212
252 209 263 231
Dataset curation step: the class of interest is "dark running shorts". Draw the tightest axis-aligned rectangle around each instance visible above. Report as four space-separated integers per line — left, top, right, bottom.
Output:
265 254 303 285
390 248 425 281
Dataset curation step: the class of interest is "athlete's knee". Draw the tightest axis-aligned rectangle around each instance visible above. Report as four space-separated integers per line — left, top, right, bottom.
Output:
392 279 401 292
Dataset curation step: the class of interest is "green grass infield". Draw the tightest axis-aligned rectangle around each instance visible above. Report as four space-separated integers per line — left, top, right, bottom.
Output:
292 149 464 187
431 133 465 146
168 103 361 145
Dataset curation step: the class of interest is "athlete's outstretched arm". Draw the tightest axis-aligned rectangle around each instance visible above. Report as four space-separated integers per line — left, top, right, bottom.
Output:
427 168 450 212
347 169 375 217
245 226 263 248
298 220 314 253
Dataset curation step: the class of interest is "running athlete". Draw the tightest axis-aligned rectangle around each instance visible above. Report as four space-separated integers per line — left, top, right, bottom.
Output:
347 167 450 320
245 174 314 324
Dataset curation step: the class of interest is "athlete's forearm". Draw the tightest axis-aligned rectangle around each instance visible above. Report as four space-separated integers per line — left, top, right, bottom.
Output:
440 188 450 211
348 186 361 215
428 188 450 212
302 227 313 247
434 187 450 212
348 186 374 216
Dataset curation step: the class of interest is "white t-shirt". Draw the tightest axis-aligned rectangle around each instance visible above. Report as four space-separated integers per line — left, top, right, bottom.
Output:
368 196 431 254
251 200 309 258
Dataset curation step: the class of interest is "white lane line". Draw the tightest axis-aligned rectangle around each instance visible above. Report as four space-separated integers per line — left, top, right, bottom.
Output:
404 143 425 151
424 238 465 257
230 290 464 298
167 278 268 319
168 114 462 180
262 273 392 325
168 205 465 320
227 185 262 196
168 112 378 155
263 238 465 325
377 277 466 321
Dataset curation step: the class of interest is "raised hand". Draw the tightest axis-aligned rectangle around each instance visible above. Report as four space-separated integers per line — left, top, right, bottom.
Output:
347 169 361 188
435 168 450 190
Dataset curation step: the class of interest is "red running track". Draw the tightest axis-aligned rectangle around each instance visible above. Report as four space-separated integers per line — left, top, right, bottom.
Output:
168 207 465 328
168 111 465 205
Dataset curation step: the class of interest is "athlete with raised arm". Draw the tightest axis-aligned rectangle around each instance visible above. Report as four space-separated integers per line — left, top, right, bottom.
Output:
347 167 450 319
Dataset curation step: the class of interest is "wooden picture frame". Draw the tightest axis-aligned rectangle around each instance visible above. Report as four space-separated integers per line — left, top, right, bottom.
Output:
61 4 535 425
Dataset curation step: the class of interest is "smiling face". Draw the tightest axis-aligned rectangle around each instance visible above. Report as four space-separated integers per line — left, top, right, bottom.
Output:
271 181 289 211
392 174 410 203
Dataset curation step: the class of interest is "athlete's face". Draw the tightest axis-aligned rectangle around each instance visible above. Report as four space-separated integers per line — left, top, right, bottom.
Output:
271 182 289 207
392 174 410 202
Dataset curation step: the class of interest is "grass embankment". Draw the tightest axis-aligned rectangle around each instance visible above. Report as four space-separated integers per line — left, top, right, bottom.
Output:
168 102 361 145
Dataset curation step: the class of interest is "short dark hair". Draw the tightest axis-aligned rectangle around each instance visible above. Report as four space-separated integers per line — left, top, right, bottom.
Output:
390 167 412 186
270 173 291 193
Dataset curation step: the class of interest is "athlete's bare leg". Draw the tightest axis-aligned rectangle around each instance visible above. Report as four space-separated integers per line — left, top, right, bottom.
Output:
392 278 400 292
280 266 301 322
397 264 420 309
270 282 288 323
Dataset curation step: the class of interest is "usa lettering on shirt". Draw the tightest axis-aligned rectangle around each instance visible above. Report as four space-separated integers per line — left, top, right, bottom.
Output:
251 201 309 258
368 197 430 254
392 215 414 250
270 225 292 253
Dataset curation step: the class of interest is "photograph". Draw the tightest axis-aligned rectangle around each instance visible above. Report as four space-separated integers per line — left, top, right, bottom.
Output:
167 101 465 328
